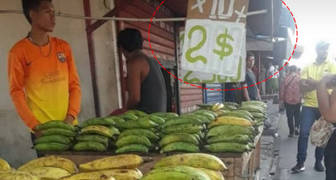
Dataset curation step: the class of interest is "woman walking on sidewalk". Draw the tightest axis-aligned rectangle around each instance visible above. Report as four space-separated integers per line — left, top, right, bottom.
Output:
280 66 302 137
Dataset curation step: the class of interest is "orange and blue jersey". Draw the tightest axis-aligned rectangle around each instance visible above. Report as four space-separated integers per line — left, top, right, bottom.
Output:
8 36 81 130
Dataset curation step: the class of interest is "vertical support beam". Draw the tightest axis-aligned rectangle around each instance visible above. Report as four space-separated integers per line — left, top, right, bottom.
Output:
258 52 261 90
83 0 101 117
222 83 225 103
173 23 181 114
87 9 117 34
86 0 129 34
116 21 127 109
271 0 274 39
203 84 207 104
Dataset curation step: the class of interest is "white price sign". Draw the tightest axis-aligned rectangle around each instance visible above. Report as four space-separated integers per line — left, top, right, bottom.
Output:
179 31 246 83
181 20 245 76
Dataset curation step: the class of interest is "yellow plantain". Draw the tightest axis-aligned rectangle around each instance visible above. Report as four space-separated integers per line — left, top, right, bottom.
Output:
77 177 115 180
73 177 115 180
0 158 11 171
154 153 227 171
20 166 71 179
209 116 252 128
80 125 114 138
61 169 143 180
18 156 78 174
0 171 39 180
211 103 224 111
197 168 224 180
79 154 143 171
142 166 210 180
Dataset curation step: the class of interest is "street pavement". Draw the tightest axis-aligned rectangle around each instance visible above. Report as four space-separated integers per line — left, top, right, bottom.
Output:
275 112 325 180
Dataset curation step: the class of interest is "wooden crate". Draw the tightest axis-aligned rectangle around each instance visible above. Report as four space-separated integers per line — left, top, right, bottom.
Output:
214 142 260 180
218 126 263 180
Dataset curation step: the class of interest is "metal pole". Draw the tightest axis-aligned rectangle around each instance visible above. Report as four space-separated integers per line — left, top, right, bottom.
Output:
0 9 268 21
174 23 181 115
115 1 127 110
83 0 101 117
258 52 261 90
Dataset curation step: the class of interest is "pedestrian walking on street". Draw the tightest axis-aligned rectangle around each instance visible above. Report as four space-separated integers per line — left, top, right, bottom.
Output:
280 65 301 137
291 41 336 173
317 74 336 180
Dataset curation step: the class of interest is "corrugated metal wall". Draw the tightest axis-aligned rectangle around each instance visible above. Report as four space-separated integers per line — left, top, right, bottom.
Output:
180 84 203 113
117 0 175 62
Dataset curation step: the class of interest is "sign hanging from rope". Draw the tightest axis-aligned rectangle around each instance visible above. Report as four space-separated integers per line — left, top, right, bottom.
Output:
181 0 249 82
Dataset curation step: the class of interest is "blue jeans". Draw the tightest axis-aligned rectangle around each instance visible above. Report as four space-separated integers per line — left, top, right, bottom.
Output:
325 131 336 180
296 106 324 164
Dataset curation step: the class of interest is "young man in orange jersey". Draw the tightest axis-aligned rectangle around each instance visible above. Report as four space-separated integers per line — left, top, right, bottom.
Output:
8 0 81 142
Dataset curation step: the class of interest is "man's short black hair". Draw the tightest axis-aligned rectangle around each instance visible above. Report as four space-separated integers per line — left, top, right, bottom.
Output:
117 28 143 52
22 0 52 24
247 51 255 58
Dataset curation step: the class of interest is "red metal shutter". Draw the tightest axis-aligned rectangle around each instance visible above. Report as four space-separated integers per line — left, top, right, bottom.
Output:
180 84 203 113
117 0 175 62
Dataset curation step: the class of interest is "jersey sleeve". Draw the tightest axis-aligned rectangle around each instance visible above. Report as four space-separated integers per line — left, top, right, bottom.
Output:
8 50 40 129
65 44 81 118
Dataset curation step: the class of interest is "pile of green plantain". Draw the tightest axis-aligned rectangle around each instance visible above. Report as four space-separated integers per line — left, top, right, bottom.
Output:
33 120 78 151
73 116 122 152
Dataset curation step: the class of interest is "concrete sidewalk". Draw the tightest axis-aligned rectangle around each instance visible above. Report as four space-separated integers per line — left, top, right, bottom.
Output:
258 100 281 180
274 113 325 180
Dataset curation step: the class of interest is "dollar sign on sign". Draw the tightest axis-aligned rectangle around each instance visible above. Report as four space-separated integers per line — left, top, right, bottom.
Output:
213 28 234 60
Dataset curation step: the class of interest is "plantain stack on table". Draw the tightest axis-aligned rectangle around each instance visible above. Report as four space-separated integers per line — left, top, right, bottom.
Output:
158 110 217 153
1 154 144 180
202 101 267 153
73 116 122 152
17 155 78 179
141 153 226 180
33 120 77 152
0 156 76 180
204 116 256 153
61 154 144 180
240 101 267 127
114 110 169 154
